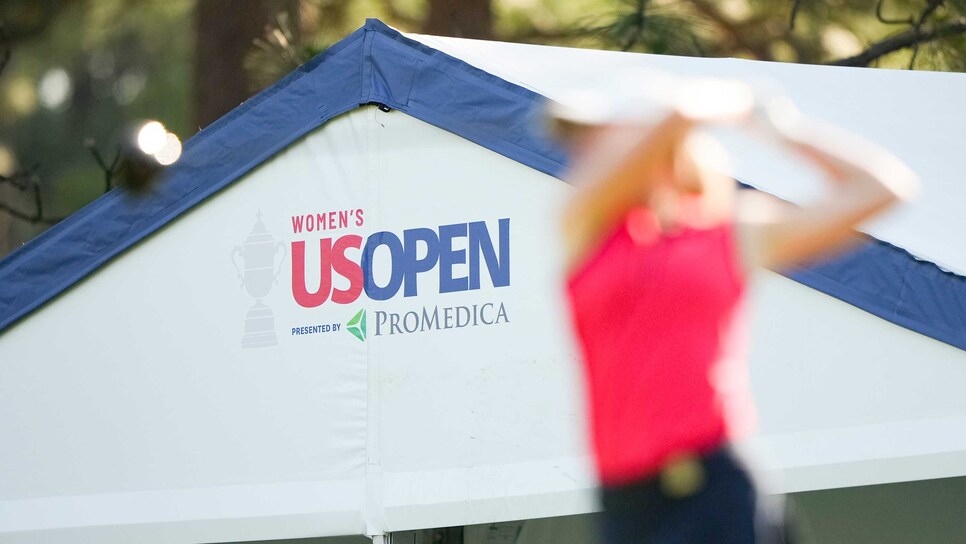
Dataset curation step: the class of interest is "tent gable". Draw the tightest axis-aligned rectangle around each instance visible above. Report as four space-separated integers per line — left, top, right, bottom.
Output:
0 19 565 333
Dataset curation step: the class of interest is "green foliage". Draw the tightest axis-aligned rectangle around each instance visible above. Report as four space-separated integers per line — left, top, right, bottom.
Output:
594 0 703 54
0 0 191 248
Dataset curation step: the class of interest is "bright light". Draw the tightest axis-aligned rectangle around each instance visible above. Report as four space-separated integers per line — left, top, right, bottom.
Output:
0 145 16 177
38 68 72 110
137 121 167 155
7 77 38 116
154 132 182 166
114 70 146 105
132 120 182 169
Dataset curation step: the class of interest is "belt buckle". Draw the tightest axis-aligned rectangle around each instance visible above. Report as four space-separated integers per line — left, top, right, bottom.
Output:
659 452 706 498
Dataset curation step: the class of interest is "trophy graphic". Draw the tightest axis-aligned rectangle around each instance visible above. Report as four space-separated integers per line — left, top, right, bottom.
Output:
232 212 286 349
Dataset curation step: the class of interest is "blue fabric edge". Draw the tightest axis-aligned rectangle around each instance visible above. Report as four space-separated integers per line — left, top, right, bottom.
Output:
738 182 966 351
0 19 964 355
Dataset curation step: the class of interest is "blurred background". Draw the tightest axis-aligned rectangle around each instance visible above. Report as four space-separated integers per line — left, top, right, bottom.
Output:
1 0 965 258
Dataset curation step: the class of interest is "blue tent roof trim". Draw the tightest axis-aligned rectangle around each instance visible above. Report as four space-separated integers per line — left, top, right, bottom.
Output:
789 238 966 351
0 19 964 352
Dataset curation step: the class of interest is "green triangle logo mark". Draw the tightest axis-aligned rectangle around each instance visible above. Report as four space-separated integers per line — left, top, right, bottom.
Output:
346 309 366 342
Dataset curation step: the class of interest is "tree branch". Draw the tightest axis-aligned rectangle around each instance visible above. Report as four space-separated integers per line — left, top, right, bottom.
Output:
688 0 774 60
0 24 10 77
619 0 647 51
502 25 592 44
828 20 966 66
0 33 123 228
85 140 121 194
876 0 913 25
0 199 50 224
0 171 63 225
908 0 945 68
917 0 945 28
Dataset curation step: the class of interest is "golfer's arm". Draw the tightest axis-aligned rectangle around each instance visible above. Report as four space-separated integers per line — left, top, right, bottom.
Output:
739 118 919 271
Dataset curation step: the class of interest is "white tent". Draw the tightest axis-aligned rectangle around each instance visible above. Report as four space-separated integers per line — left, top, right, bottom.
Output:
2 19 966 544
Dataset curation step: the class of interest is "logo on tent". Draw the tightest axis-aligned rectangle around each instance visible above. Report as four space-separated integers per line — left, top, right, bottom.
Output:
291 217 510 307
232 212 286 349
346 309 366 342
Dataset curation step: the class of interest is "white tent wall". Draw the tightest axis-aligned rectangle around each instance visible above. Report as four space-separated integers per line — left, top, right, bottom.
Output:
0 104 593 542
0 111 378 543
749 273 966 492
364 103 591 533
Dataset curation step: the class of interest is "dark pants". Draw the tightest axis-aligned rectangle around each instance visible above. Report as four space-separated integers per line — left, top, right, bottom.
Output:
599 448 790 544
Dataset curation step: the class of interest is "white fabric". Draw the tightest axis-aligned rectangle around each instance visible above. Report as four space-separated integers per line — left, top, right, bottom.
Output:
747 271 966 493
359 108 595 532
0 111 375 542
412 34 966 275
0 107 595 541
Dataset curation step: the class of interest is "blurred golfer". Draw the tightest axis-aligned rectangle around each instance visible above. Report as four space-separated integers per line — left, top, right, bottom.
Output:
552 76 918 543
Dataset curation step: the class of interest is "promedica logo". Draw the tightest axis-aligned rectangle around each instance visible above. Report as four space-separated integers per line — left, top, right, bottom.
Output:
290 213 512 340
373 302 508 337
346 309 366 341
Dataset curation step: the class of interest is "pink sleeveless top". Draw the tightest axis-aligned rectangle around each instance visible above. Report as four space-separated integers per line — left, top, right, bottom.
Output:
566 208 754 486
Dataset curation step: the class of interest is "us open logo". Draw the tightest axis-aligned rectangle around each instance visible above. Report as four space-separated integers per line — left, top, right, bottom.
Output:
289 210 512 340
